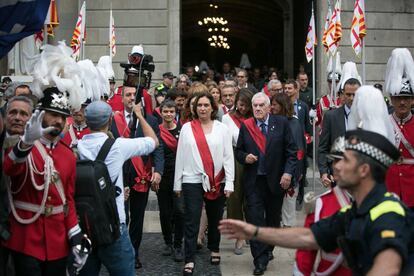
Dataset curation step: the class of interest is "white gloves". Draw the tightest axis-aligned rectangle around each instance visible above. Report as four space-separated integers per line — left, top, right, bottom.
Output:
71 244 89 271
67 236 91 276
21 110 55 145
309 108 317 119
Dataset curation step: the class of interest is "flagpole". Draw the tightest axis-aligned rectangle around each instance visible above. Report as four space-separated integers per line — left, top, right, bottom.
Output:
82 1 86 60
109 3 112 60
331 51 336 104
43 25 47 46
311 1 316 192
362 38 366 84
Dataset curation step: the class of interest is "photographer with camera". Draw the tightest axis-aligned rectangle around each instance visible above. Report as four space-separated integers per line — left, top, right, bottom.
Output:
107 45 154 115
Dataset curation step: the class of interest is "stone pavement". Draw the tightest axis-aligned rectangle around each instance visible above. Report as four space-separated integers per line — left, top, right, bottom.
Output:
101 167 325 275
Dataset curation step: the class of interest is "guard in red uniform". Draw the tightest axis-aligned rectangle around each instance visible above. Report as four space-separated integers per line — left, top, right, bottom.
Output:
3 88 87 276
61 99 91 148
384 48 414 209
314 54 342 128
293 137 352 276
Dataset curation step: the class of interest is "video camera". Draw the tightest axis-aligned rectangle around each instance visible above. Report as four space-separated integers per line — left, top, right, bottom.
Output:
120 53 154 89
120 50 155 132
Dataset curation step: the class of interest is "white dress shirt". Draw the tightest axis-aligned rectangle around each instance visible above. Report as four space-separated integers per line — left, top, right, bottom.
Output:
221 113 240 147
77 132 155 224
174 121 235 193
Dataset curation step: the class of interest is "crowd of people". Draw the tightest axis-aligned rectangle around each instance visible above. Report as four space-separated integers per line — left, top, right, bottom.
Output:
0 42 413 276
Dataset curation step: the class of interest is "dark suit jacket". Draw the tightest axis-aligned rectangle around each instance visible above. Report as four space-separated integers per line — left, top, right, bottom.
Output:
318 106 346 175
295 99 312 135
111 113 165 186
235 115 297 196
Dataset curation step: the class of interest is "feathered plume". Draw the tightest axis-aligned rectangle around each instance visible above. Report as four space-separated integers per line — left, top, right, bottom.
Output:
384 48 414 96
347 85 395 143
77 59 107 101
326 51 342 75
340 62 361 89
26 41 85 111
96 56 115 80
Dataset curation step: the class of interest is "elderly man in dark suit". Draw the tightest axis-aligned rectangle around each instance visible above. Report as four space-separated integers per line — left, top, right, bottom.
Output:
318 78 360 187
235 92 297 275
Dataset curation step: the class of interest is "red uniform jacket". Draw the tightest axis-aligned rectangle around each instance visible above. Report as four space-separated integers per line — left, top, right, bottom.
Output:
3 141 78 261
108 86 153 114
315 95 341 128
61 123 90 148
294 187 352 276
386 115 414 207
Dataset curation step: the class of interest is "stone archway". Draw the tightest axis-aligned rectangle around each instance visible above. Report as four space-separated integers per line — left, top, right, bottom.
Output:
181 0 293 75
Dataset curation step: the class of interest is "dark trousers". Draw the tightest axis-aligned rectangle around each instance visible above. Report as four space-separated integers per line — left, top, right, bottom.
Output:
227 160 245 220
0 245 13 276
128 189 149 258
157 172 184 248
245 176 283 267
182 183 225 263
11 251 66 276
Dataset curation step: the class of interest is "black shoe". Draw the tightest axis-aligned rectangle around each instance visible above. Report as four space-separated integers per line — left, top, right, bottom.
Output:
162 244 173 256
135 258 142 269
253 264 267 275
268 251 274 261
174 247 184 262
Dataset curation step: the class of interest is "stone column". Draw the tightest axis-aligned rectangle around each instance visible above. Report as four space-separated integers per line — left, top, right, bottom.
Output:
168 0 180 75
283 0 294 78
316 0 329 98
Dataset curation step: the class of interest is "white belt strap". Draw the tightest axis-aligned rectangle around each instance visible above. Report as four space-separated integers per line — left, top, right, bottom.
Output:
13 200 64 216
333 186 351 208
34 141 67 206
400 159 414 165
390 116 414 158
68 125 78 147
315 252 345 276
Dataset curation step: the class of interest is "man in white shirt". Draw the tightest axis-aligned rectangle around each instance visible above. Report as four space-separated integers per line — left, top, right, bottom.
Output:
77 101 158 276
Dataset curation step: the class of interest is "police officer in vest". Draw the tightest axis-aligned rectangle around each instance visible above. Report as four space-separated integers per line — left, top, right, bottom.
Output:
220 129 414 275
154 72 176 106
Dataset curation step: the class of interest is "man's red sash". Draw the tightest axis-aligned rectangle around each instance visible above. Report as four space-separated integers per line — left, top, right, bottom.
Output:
159 124 178 153
229 113 245 129
113 111 152 192
154 107 161 117
222 105 229 115
243 117 266 154
190 120 224 200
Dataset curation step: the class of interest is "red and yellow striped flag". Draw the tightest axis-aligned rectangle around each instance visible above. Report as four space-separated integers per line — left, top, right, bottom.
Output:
109 9 116 57
305 9 317 63
71 1 86 60
325 0 342 55
322 5 332 53
350 0 366 56
44 0 59 37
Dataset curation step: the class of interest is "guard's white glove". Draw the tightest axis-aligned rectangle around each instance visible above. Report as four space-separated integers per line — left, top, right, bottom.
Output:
71 245 89 270
21 110 55 145
309 108 317 119
67 235 91 276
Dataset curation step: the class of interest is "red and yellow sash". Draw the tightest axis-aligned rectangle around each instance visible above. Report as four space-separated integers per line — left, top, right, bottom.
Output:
191 120 224 200
113 111 152 192
243 117 266 154
229 113 245 129
159 124 178 153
